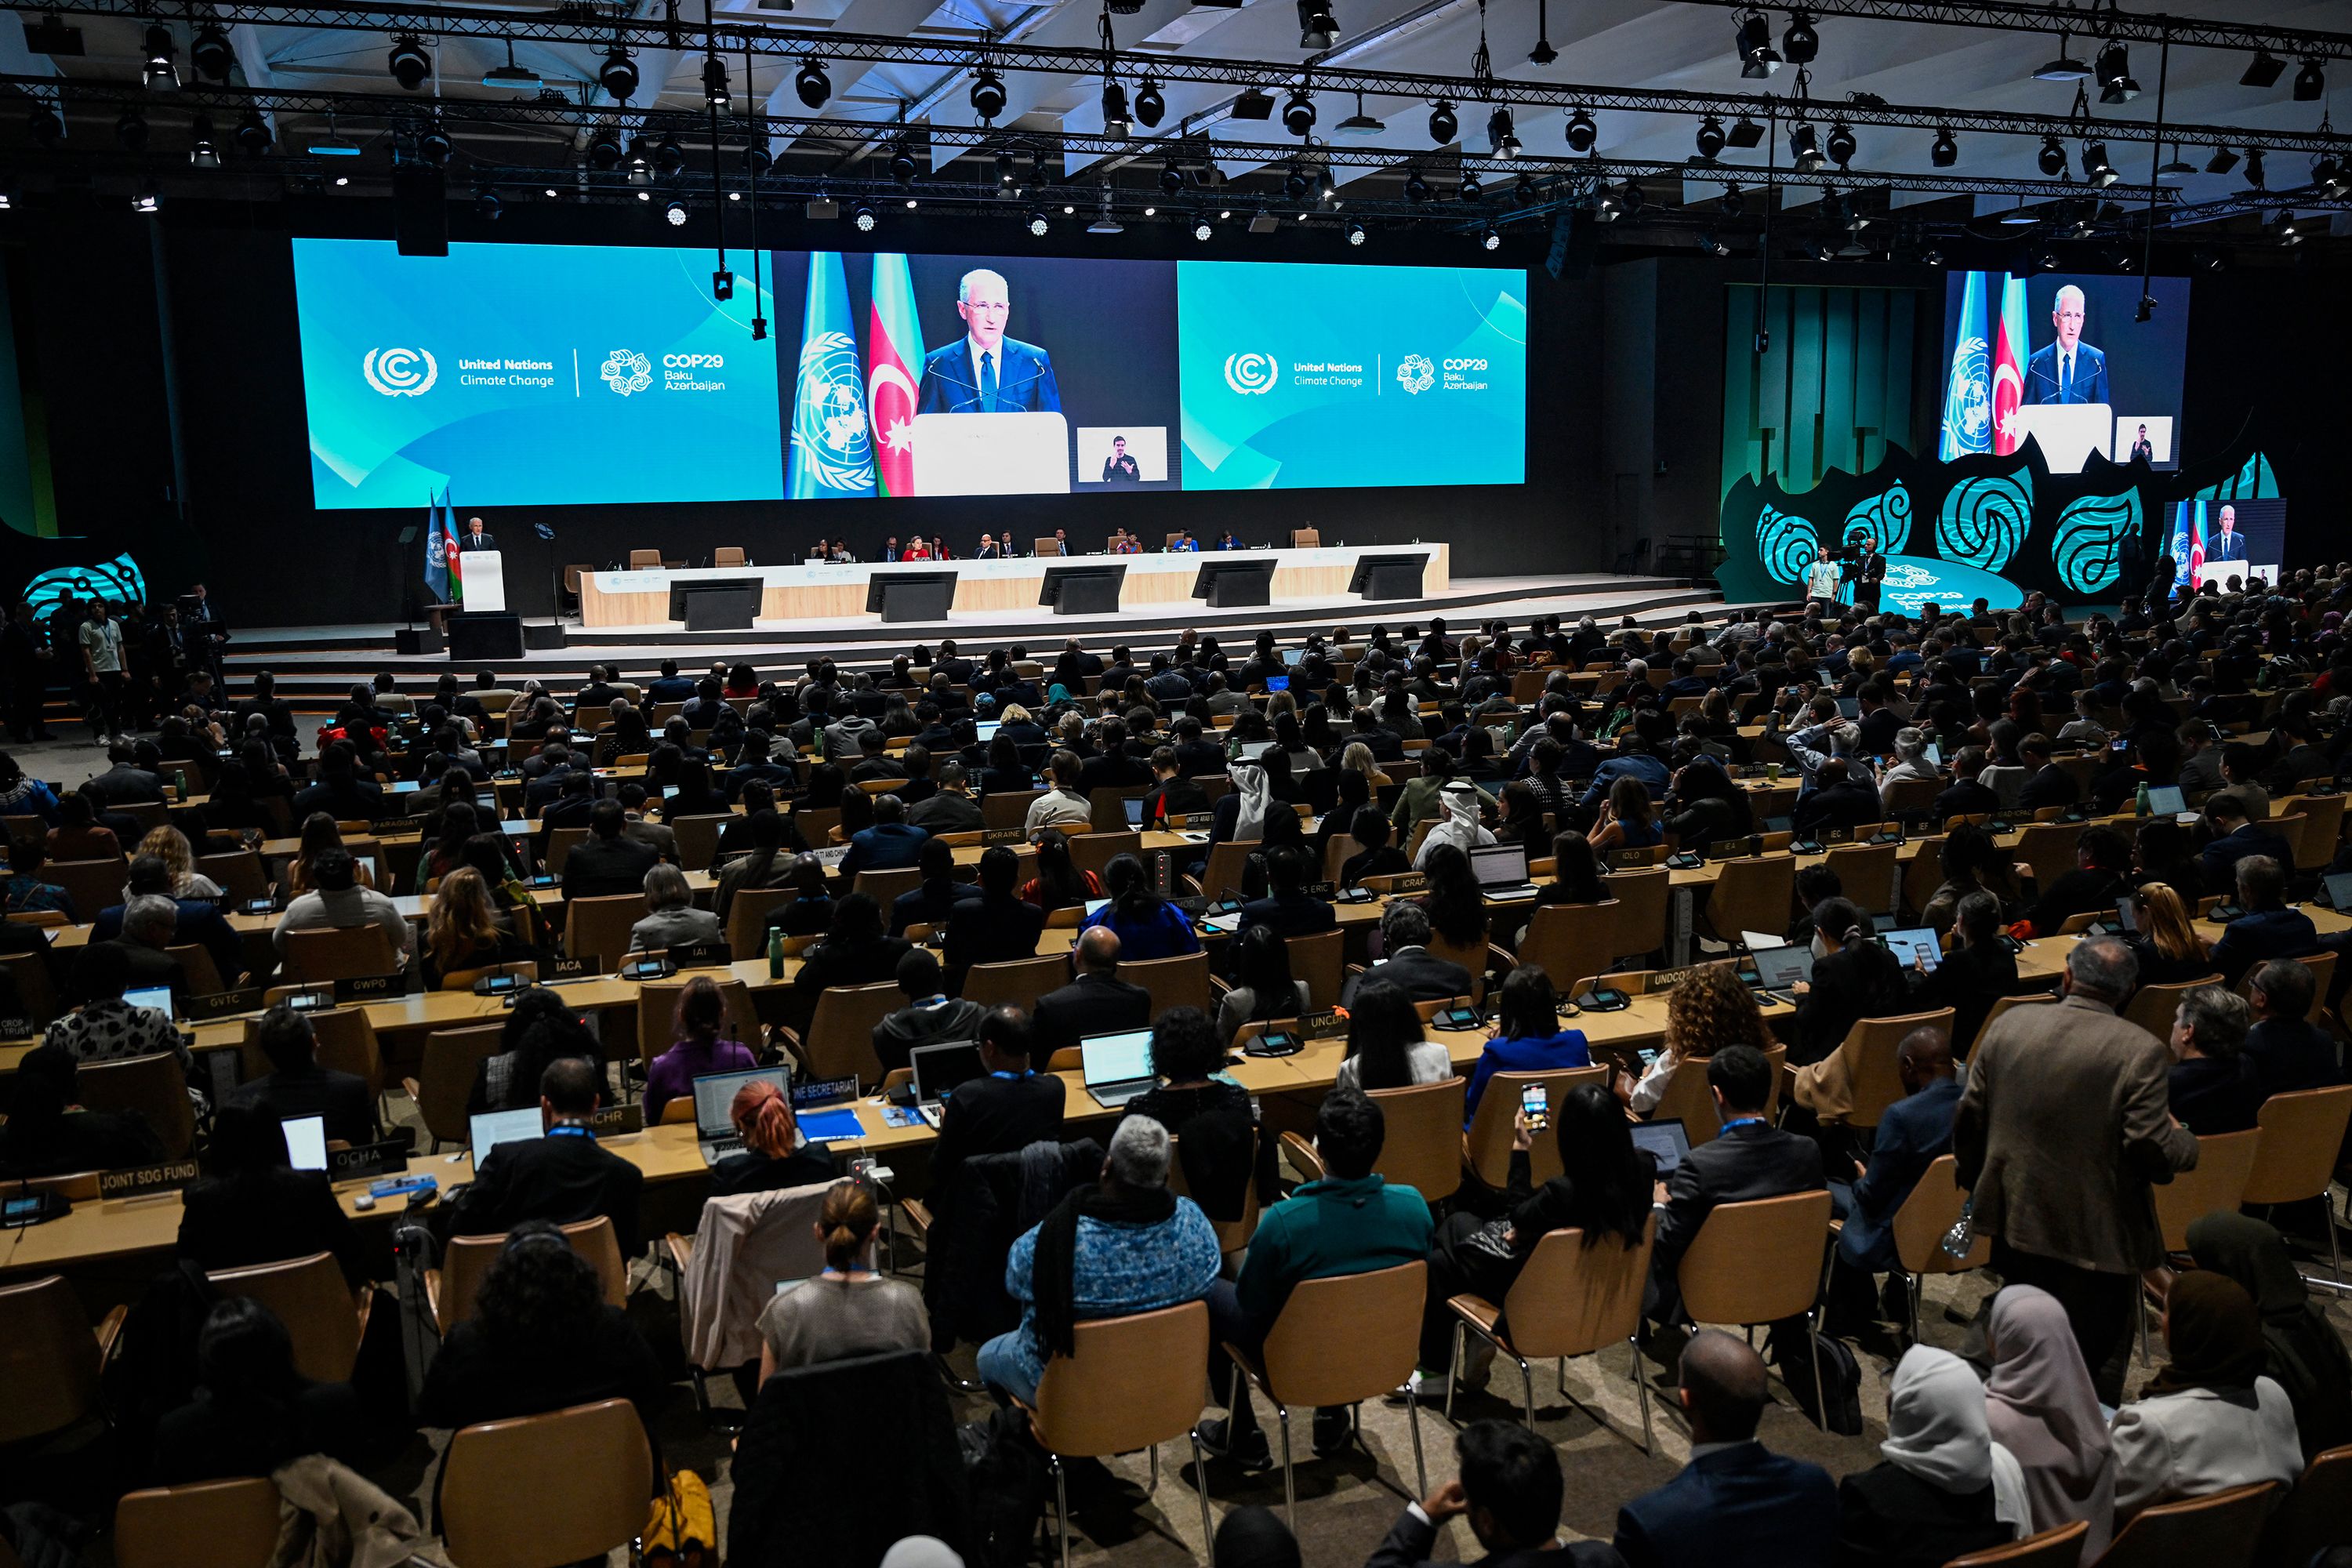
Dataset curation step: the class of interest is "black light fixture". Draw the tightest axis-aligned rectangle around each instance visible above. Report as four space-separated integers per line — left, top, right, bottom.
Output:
1026 207 1048 236
2082 140 2117 187
142 23 176 89
1826 121 1856 167
1821 187 1846 226
1726 114 1764 149
2132 291 2154 321
2038 135 2066 176
971 66 1006 121
1783 10 1818 64
596 45 637 101
1232 87 1276 120
1160 160 1185 193
2312 152 2347 199
132 180 162 214
1282 87 1316 136
27 101 62 147
1722 182 1744 216
481 38 539 89
1459 169 1482 201
2244 147 2265 187
2270 208 2300 244
655 136 686 176
1480 225 1501 251
1345 218 1366 245
116 104 148 149
2032 30 2089 82
417 119 452 165
887 142 917 183
1428 99 1457 143
1564 106 1596 151
744 141 772 176
1513 170 1537 203
1930 125 1957 166
388 34 431 90
191 24 232 81
1102 78 1131 135
2241 49 2285 88
188 111 218 169
1621 176 1645 214
1695 116 1726 159
1698 230 1730 256
1283 162 1311 200
2157 143 2195 176
2204 144 2239 174
1487 105 1520 158
1404 169 1432 202
702 55 730 107
475 187 501 220
1736 11 1780 77
2293 58 2325 100
1297 0 1338 49
794 57 829 109
1135 74 1165 127
1529 0 1556 64
2095 39 2138 103
23 15 82 56
588 124 623 169
1789 119 1823 172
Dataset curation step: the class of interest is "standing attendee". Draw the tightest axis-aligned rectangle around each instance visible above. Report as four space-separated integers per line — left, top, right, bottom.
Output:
78 597 129 745
1955 936 2197 1403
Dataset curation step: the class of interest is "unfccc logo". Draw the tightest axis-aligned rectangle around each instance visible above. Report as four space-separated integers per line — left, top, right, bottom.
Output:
601 349 654 396
1395 354 1435 395
1224 350 1279 395
361 347 437 397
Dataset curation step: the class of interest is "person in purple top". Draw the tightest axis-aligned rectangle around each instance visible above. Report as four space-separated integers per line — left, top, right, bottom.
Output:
642 975 756 1125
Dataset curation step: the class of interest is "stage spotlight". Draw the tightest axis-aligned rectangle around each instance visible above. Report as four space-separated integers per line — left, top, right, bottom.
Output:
116 106 148 150
655 136 685 176
1487 106 1520 158
27 102 61 147
1480 225 1501 250
596 45 637 101
188 112 218 169
1282 88 1316 136
2038 136 2066 176
1160 161 1185 194
1345 218 1365 245
888 142 917 183
1721 182 1744 216
1428 99 1457 143
1135 75 1166 127
1283 163 1311 200
1819 187 1845 227
794 57 830 109
1565 107 1597 151
1726 114 1764 148
1782 10 1817 64
2293 58 2325 100
191 24 232 82
475 187 501 220
1695 116 1725 160
1922 245 1945 266
663 198 688 227
1298 0 1337 49
1788 120 1823 172
2095 39 2138 102
388 34 431 90
417 121 452 166
970 67 1006 121
2245 147 2264 187
1621 177 1644 213
853 202 877 231
1736 11 1780 77
2269 209 2300 244
1193 215 1213 240
1102 78 1131 135
2313 153 2347 198
2241 49 2284 88
2205 144 2238 174
1930 125 1957 165
142 24 176 89
702 55 730 107
993 151 1015 187
1026 207 1047 236
1405 169 1432 203
743 141 772 176
2082 140 2116 186
2031 31 2089 81
234 109 270 154
1826 121 1856 167
1697 230 1730 256
1459 169 1482 201
589 125 623 169
1513 171 1537 204
132 180 161 214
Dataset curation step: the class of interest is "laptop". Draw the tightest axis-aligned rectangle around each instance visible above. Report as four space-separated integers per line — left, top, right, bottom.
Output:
122 984 176 1019
691 1065 790 1162
1080 1028 1158 1109
1265 675 1290 693
1924 742 1942 766
282 1115 328 1173
909 1040 985 1130
1835 697 1861 719
1749 943 1814 1004
1282 648 1305 668
973 720 1002 742
1878 926 1941 972
2144 784 2187 816
1124 797 1148 828
1628 1118 1693 1178
1236 740 1278 764
467 1107 543 1162
2324 872 2352 912
1467 841 1537 899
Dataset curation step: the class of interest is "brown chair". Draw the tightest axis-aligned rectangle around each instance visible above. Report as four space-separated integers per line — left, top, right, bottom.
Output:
1285 928 1345 1010
783 981 900 1088
1675 1190 1834 1417
1224 1261 1431 1526
2122 975 2224 1042
669 813 733 872
77 1051 196 1157
1796 1007 1955 1130
1290 1076 1466 1206
1514 901 1623 991
2259 1442 2352 1567
724 886 797 960
206 1251 368 1382
634 976 761 1072
441 1399 654 1568
626 547 662 568
1599 866 1672 964
1820 842 1900 918
982 790 1044 830
195 849 268 905
1461 1066 1609 1189
44 856 129 924
2091 1479 2282 1568
0 950 61 1028
851 866 924 909
402 1021 506 1152
1065 829 1140 883
1123 951 1212 1016
114 1478 281 1568
563 892 645 973
713 546 748 568
0 1273 122 1445
2153 1127 2263 1253
1289 528 1319 548
2245 1084 2352 1287
1942 1520 2088 1566
1972 989 2058 1056
1886 1154 1992 1348
429 1215 627 1333
1027 1303 1213 1568
544 826 589 876
1188 840 1259 903
2011 822 2085 892
166 942 229 996
1444 1217 1657 1449
278 924 399 985
962 953 1072 1011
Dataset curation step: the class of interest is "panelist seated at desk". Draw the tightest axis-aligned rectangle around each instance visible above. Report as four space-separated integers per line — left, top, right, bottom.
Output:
1031 927 1152 1062
177 1105 372 1287
447 1057 646 1257
838 793 931 879
0 1042 166 1178
562 801 662 902
228 1003 379 1148
630 864 724 956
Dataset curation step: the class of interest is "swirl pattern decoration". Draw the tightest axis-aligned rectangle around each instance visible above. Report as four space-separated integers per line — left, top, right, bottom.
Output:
2052 491 2143 594
1936 470 2031 574
23 553 146 626
1842 481 1913 557
1755 506 1819 586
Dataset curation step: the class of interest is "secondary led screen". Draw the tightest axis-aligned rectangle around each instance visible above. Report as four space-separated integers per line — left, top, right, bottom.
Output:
289 239 1527 508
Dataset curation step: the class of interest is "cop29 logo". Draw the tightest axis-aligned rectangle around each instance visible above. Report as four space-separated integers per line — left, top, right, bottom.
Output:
361 347 437 397
1223 351 1279 395
601 350 654 396
1395 354 1435 395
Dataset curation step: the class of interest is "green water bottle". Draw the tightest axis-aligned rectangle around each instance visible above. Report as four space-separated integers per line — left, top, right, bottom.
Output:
2135 781 2151 817
767 927 784 981
172 768 187 799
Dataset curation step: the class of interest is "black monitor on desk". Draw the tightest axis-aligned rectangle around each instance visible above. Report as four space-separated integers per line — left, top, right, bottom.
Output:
1191 557 1276 609
666 577 764 630
865 571 958 624
1039 564 1126 616
1348 553 1427 601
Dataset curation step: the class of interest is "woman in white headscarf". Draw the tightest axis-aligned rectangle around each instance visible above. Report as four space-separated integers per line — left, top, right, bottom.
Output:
1227 760 1269 843
1836 1345 2027 1567
1413 779 1495 869
1985 1283 2118 1558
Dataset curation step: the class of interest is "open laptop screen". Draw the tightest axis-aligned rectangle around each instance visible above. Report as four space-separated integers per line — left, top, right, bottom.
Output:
1629 1119 1693 1177
281 1115 328 1173
1750 944 1815 989
122 985 175 1017
2144 785 2186 816
1080 1029 1155 1087
911 1041 985 1105
1468 842 1530 889
692 1065 789 1137
467 1108 543 1161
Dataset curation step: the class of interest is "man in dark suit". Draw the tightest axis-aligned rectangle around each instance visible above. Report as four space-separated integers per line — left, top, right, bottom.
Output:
94 855 245 985
1827 1026 1961 1327
537 771 597 831
1647 1044 1827 1327
915 268 1061 415
1340 902 1470 1006
838 791 930 878
907 761 985 833
1030 927 1150 1060
1235 845 1338 942
2012 734 2080 814
644 659 697 704
459 517 497 551
1930 746 2002 822
942 846 1049 992
1370 1420 1619 1568
2023 285 2111 405
82 740 165 807
559 800 661 902
2130 423 2155 464
227 1003 378 1148
889 838 982 938
1788 757 1880 836
91 896 187 1002
2198 796 2295 891
2209 504 2247 562
1613 1332 1838 1568
572 665 620 713
929 1006 1065 1200
448 1057 644 1255
1076 720 1152 793
1849 539 1886 615
2245 959 2343 1097
2206 854 2319 987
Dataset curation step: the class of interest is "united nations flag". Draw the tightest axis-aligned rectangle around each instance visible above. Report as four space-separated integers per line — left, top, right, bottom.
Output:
786 252 877 500
1939 269 1991 461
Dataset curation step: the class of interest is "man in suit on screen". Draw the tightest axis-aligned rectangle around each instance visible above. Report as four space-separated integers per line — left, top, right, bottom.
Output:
460 517 497 550
916 268 1062 415
2211 503 2247 562
2024 285 2110 405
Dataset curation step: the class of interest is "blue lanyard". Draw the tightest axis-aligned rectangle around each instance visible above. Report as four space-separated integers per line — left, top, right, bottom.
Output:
547 1123 593 1139
990 1069 1035 1081
1719 1116 1766 1132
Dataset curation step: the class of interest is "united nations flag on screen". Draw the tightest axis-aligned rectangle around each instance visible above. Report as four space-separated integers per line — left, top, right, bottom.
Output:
786 251 877 500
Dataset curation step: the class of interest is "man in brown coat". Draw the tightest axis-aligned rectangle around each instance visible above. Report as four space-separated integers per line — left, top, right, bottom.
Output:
1955 935 2198 1402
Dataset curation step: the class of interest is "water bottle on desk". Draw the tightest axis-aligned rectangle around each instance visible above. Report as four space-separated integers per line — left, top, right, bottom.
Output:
768 927 784 981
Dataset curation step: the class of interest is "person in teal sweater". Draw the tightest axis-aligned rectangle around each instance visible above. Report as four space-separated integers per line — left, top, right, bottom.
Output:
1194 1089 1432 1470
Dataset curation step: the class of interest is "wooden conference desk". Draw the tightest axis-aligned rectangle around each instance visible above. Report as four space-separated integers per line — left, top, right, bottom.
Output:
578 545 1452 628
